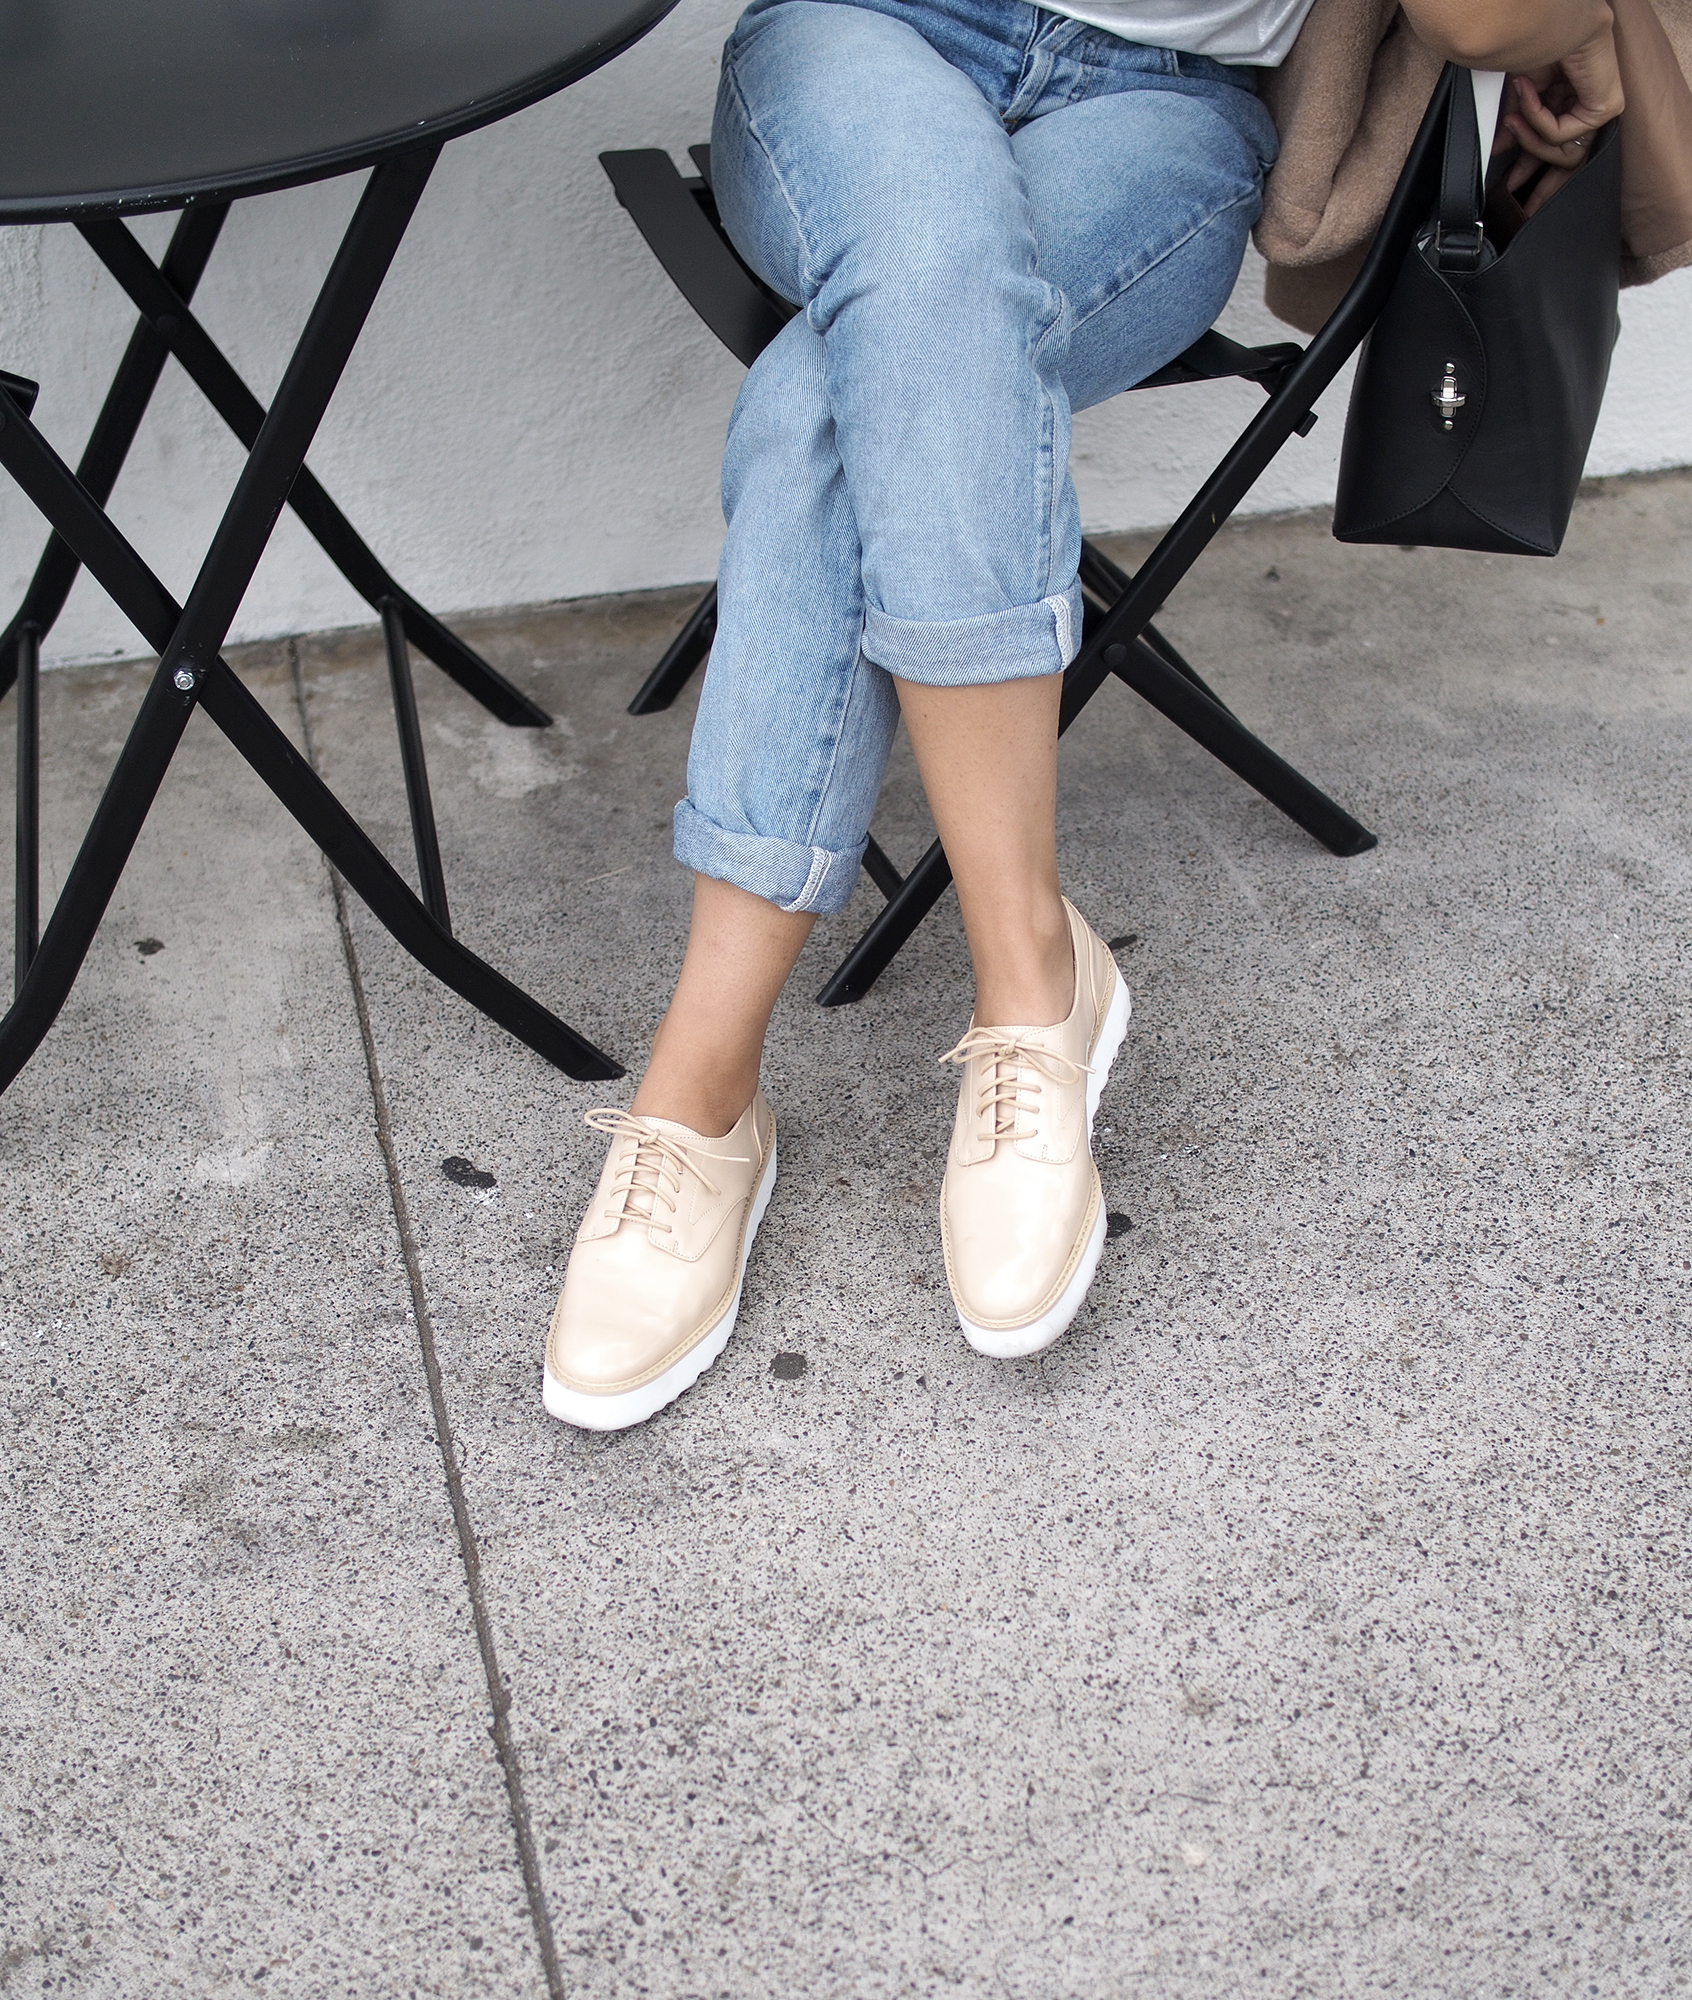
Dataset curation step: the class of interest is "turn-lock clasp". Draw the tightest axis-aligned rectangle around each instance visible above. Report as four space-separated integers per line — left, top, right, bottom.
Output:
1432 361 1466 431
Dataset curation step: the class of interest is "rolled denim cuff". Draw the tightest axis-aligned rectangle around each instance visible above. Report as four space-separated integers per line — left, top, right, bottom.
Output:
673 799 865 916
859 579 1082 686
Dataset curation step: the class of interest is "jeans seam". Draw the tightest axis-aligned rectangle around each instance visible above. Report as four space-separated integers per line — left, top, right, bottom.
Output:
800 644 866 850
722 54 820 305
1006 40 1053 125
781 845 833 914
1006 8 1047 122
1029 288 1069 600
1045 592 1074 664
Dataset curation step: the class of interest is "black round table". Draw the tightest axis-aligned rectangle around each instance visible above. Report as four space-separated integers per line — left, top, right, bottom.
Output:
0 0 679 1095
0 0 675 221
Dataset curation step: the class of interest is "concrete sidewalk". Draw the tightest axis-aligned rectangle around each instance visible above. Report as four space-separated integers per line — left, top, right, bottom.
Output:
2 474 1688 1998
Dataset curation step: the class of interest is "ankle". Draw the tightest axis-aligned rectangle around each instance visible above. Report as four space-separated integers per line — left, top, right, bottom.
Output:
630 1062 758 1140
971 908 1074 1028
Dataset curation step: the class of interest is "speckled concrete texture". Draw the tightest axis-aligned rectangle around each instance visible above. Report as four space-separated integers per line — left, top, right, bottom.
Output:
4 475 1689 1998
0 654 542 1996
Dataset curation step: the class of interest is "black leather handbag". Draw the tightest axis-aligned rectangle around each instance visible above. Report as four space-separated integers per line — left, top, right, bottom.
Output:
1333 65 1621 557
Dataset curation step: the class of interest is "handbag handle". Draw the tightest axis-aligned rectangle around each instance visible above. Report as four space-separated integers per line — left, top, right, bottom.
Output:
1434 68 1506 272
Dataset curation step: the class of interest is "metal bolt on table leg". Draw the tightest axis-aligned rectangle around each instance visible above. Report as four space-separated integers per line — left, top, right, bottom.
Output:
173 666 195 692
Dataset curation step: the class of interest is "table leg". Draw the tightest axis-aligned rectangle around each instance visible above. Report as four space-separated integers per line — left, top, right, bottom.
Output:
0 205 226 703
0 377 620 1089
0 150 623 1090
78 214 550 729
156 153 438 670
0 647 199 1093
196 657 614 1080
13 621 39 997
380 597 452 933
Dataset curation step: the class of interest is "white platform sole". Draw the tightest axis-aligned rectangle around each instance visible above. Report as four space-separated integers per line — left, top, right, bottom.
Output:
958 968 1132 1361
542 1132 778 1433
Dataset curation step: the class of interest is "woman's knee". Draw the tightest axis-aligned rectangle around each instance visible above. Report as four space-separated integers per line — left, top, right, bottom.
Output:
1015 88 1271 408
720 319 833 514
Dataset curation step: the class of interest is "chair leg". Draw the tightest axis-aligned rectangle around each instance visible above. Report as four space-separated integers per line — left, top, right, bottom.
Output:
1137 620 1235 718
1108 636 1375 857
859 833 904 901
817 549 1376 1004
816 837 951 1007
629 584 717 714
1079 538 1234 715
13 622 40 998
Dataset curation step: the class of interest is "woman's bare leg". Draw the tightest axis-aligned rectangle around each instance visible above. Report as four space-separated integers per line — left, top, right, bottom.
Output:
894 672 1072 1026
633 671 1066 1134
630 874 815 1137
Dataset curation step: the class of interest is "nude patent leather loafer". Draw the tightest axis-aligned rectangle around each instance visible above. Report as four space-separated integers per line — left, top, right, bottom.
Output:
939 900 1129 1359
543 1093 777 1432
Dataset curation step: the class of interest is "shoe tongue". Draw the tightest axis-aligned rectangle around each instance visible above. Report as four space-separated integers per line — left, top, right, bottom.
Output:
977 1020 1066 1054
637 1111 738 1151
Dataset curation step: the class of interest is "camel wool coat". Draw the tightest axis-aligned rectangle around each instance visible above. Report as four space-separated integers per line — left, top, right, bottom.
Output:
1256 0 1692 327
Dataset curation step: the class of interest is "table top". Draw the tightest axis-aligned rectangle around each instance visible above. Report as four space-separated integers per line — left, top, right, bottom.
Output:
0 0 679 223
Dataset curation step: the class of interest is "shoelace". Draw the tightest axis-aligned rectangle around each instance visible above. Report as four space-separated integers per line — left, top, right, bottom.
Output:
938 1028 1091 1145
583 1108 746 1236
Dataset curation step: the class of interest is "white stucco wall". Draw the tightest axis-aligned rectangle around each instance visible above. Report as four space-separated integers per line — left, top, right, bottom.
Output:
5 0 1690 669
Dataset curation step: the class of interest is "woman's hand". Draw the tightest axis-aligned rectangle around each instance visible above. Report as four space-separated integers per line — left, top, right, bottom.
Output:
1498 23 1625 214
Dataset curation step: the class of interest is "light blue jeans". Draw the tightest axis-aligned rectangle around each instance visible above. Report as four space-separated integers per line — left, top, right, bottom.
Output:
674 0 1279 914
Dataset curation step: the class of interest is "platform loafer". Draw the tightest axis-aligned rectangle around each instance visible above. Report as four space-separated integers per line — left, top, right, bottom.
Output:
543 1093 777 1431
939 900 1129 1359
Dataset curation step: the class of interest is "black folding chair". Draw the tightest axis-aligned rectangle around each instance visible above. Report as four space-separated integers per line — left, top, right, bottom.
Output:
601 70 1456 1004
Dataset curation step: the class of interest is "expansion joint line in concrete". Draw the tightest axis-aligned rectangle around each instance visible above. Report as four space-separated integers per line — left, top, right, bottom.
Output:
286 640 566 2000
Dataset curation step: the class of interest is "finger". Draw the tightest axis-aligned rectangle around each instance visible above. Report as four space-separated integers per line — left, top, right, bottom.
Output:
1500 112 1559 165
1506 150 1539 195
1537 109 1606 146
1529 61 1624 130
1521 165 1573 217
1519 74 1575 120
1501 111 1595 168
1509 91 1599 148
